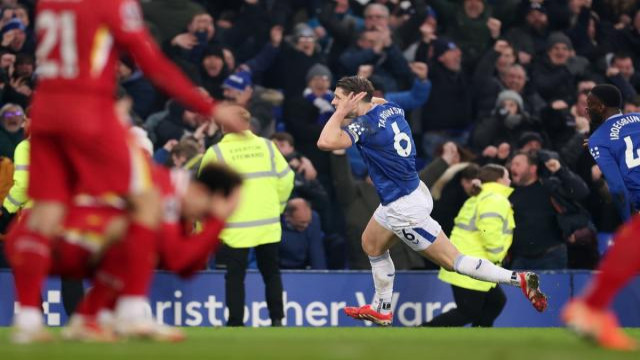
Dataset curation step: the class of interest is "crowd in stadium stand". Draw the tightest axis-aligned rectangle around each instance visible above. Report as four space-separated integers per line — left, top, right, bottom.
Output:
1 0 640 271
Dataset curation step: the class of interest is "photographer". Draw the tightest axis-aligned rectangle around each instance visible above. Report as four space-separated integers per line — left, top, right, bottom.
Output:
509 150 589 269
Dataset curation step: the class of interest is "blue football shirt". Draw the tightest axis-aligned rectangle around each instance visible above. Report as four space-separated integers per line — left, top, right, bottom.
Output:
343 102 420 205
589 112 640 220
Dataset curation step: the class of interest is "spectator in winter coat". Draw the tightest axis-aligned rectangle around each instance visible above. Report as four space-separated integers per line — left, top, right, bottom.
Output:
612 8 640 69
302 64 335 126
199 45 230 101
509 150 589 270
279 198 327 270
421 37 472 160
505 3 551 64
473 40 517 119
338 28 412 92
428 0 501 73
607 53 640 100
245 24 324 99
472 90 541 152
118 58 158 119
142 0 207 45
531 33 578 104
366 62 432 112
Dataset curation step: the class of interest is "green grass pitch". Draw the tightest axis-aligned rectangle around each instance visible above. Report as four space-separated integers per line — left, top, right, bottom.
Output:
1 327 639 360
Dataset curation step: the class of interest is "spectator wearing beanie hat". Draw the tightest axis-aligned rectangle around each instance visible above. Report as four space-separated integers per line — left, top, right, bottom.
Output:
222 71 253 106
303 64 334 125
532 32 578 104
472 89 541 153
505 2 550 61
0 17 33 54
420 37 472 161
200 45 230 100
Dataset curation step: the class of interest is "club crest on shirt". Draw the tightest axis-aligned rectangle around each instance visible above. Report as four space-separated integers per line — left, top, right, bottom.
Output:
120 0 144 32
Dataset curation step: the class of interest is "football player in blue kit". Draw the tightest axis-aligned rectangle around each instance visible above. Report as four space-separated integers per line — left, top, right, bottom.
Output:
562 84 638 350
317 76 548 326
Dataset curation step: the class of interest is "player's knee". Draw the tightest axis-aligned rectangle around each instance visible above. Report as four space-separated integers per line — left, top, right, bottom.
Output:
361 238 384 257
27 202 67 237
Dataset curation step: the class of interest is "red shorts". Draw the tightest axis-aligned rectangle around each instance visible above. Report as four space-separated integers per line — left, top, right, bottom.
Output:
28 93 151 203
52 205 127 277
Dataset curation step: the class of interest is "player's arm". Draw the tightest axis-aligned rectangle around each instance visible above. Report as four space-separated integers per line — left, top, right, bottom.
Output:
105 0 214 116
159 218 226 278
317 92 366 150
594 146 632 221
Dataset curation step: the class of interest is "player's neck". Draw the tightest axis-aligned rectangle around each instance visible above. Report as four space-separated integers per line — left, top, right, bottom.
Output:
603 108 622 121
360 102 374 116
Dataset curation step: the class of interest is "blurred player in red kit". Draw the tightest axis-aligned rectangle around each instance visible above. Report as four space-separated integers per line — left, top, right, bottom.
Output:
7 161 243 343
7 0 238 342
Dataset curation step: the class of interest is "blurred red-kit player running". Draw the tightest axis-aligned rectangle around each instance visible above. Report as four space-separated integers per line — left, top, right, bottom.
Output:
7 0 237 342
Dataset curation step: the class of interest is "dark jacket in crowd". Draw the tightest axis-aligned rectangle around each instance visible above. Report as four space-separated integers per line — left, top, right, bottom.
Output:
421 62 472 132
613 23 640 70
122 71 158 119
531 57 577 103
505 24 550 59
317 2 360 74
339 44 412 92
428 0 494 73
0 127 24 161
279 212 327 270
142 0 206 43
248 42 324 99
539 107 588 167
154 102 195 147
510 165 589 258
472 49 547 119
567 7 610 70
472 111 541 151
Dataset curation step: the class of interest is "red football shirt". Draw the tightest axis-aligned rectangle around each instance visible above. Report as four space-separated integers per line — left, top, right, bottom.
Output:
35 0 213 115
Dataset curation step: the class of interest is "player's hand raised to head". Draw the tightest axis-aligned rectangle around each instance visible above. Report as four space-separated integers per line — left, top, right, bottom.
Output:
336 92 367 116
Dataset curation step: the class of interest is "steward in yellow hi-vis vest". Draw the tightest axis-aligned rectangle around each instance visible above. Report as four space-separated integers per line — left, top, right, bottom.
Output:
200 129 294 247
425 164 514 327
439 181 514 291
3 139 31 215
199 107 294 327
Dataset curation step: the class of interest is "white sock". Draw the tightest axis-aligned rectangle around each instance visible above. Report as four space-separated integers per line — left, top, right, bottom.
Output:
97 310 115 329
369 251 395 315
454 255 519 286
14 306 44 331
115 296 151 324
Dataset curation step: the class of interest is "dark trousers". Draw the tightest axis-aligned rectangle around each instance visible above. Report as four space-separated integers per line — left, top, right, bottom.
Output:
217 242 283 326
511 244 568 270
423 285 506 327
61 278 84 317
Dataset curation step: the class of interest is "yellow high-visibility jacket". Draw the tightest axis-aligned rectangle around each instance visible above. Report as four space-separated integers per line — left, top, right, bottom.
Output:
199 130 294 248
3 139 31 214
439 182 515 291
